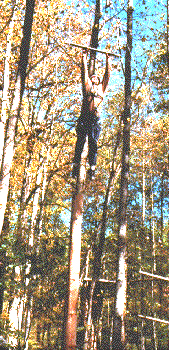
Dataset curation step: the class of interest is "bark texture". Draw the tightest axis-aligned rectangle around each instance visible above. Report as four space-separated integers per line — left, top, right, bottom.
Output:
64 1 101 349
0 0 35 236
111 2 133 349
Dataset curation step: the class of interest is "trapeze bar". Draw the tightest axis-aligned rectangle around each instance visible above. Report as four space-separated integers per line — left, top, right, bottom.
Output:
138 314 169 325
84 277 116 283
66 42 120 57
140 270 169 282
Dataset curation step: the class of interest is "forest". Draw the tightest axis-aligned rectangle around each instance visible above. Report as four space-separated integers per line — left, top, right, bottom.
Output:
0 0 168 349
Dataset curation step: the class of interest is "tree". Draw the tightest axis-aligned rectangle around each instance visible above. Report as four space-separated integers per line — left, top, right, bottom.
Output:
0 0 35 236
64 1 102 349
0 1 169 349
111 1 133 349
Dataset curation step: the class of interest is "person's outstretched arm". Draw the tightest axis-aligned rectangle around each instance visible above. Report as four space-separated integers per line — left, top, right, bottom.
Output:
81 49 90 94
102 54 110 92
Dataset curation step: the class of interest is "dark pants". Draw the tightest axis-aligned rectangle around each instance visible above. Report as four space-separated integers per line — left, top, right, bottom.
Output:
73 112 101 167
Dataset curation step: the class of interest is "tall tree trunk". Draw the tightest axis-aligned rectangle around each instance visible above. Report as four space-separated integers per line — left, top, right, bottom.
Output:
140 135 146 350
111 1 133 349
80 2 102 348
64 1 101 349
88 0 101 77
0 0 35 236
150 172 158 350
8 155 40 349
0 4 35 337
64 142 88 350
0 2 18 168
84 128 121 350
23 159 43 350
160 173 164 241
7 151 29 348
0 207 10 315
167 0 169 72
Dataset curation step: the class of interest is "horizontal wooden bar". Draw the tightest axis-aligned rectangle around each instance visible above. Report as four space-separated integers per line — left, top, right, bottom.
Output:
140 270 169 282
138 314 169 325
84 277 116 283
66 42 120 57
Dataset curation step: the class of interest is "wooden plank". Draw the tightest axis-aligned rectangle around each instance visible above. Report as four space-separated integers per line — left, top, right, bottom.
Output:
140 270 169 282
66 42 120 57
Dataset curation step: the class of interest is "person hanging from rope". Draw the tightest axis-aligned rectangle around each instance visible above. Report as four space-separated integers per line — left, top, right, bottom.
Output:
72 48 110 180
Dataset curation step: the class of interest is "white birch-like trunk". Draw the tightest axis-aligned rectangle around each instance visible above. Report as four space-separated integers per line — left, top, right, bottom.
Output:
0 3 18 168
8 158 43 349
8 271 25 348
0 0 35 236
24 162 43 350
3 1 35 347
0 77 21 235
38 149 49 236
8 156 31 348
